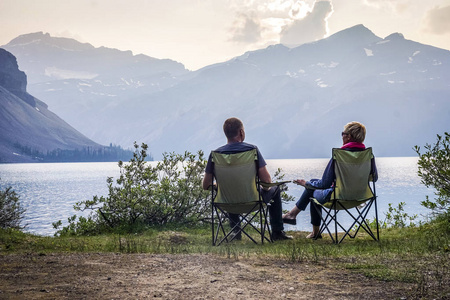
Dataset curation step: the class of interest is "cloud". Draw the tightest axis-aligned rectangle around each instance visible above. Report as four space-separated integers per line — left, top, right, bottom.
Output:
363 0 401 10
280 1 334 47
229 12 263 44
228 0 334 47
363 0 416 14
227 0 291 45
422 5 450 35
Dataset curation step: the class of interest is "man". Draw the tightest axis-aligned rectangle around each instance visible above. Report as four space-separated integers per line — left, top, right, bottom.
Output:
202 117 292 241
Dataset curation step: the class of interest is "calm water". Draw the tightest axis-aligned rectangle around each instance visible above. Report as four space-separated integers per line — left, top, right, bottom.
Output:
0 157 434 236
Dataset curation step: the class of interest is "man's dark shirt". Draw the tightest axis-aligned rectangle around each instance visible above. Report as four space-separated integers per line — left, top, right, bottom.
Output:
205 142 266 174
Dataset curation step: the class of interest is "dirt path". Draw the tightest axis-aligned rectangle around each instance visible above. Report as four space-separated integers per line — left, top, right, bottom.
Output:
0 253 412 299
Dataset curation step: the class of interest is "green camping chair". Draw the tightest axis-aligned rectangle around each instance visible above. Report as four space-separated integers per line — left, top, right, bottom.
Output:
311 147 379 244
210 149 277 246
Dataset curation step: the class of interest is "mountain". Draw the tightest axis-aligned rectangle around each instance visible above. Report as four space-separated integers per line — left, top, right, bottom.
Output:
1 32 190 147
5 32 188 84
2 25 449 159
0 48 118 163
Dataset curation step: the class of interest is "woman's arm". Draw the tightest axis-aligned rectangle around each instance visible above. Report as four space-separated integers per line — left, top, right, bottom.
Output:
306 158 335 189
371 157 378 182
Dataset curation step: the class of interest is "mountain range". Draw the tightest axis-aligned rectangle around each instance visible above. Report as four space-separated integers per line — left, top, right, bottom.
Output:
0 48 103 163
2 24 449 160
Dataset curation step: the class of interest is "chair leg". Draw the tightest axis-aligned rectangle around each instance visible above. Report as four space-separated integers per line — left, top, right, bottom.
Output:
212 203 215 246
262 204 273 243
260 204 264 244
340 201 377 243
312 199 379 244
212 201 273 245
239 207 268 244
334 206 338 244
334 200 379 244
213 207 234 246
375 198 380 241
312 199 337 243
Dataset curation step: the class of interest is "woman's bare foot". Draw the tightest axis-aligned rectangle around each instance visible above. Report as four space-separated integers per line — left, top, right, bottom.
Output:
306 226 321 239
282 212 295 220
306 232 316 238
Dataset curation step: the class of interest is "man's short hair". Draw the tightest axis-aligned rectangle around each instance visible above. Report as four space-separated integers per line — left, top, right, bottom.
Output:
223 117 243 139
344 121 366 143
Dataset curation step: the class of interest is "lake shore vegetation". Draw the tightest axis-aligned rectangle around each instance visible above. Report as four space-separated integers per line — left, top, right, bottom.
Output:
1 135 450 298
1 217 449 298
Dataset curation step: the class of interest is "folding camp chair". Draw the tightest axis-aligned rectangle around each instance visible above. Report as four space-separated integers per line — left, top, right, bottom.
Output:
210 149 276 246
311 147 379 244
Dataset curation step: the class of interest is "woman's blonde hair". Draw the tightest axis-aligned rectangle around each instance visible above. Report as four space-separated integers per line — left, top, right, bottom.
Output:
343 121 366 143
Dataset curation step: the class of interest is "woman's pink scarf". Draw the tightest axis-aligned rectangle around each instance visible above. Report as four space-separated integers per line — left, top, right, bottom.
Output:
341 142 365 149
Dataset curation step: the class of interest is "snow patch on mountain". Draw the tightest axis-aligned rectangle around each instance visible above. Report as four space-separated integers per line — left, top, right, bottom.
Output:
315 78 329 88
376 40 390 45
364 48 374 56
286 71 298 78
45 67 98 80
380 71 396 76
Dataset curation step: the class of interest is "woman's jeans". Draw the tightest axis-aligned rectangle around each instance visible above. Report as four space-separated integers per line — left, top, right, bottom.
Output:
295 186 331 227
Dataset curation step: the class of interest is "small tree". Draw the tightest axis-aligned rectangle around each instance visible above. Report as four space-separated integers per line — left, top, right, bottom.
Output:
54 143 212 235
414 132 450 216
0 183 26 230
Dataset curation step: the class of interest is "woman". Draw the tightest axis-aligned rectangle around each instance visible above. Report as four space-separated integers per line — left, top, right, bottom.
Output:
282 121 378 238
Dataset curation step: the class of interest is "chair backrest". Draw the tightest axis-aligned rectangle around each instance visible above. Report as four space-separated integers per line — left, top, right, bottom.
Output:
211 149 260 213
331 147 374 202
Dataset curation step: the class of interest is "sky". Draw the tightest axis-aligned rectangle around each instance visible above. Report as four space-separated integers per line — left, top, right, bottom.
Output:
1 0 449 71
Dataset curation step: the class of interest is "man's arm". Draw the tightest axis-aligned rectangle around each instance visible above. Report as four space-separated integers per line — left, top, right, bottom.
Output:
202 172 214 190
258 166 271 184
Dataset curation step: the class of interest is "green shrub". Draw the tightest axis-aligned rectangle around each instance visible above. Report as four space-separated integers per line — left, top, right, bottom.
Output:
54 143 212 236
414 132 450 217
0 184 26 230
384 202 418 228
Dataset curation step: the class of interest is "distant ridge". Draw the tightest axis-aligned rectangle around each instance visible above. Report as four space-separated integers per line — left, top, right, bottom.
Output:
4 32 188 84
8 31 95 51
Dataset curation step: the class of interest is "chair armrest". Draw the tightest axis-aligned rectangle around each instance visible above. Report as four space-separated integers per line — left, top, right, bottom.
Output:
260 181 291 189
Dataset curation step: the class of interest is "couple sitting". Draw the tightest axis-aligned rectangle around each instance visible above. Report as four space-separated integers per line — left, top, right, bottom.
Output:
202 117 377 241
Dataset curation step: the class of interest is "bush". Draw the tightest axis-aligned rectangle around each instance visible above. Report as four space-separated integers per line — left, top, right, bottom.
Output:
414 132 450 217
54 143 212 236
384 202 418 228
0 184 26 230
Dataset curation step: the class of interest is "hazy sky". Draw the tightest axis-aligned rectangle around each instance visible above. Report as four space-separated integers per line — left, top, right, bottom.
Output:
1 0 449 70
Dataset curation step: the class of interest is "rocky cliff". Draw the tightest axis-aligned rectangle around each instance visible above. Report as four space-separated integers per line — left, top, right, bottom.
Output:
0 48 103 163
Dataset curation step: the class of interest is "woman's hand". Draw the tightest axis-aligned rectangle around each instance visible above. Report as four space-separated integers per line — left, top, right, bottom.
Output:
293 179 307 186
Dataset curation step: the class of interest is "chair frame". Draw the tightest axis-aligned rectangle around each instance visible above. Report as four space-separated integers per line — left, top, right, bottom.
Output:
312 148 379 244
210 150 273 246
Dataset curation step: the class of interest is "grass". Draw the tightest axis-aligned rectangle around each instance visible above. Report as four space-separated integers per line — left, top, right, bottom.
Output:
1 219 449 299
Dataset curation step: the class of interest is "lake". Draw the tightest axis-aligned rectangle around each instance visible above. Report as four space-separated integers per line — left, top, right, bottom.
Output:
0 157 435 236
